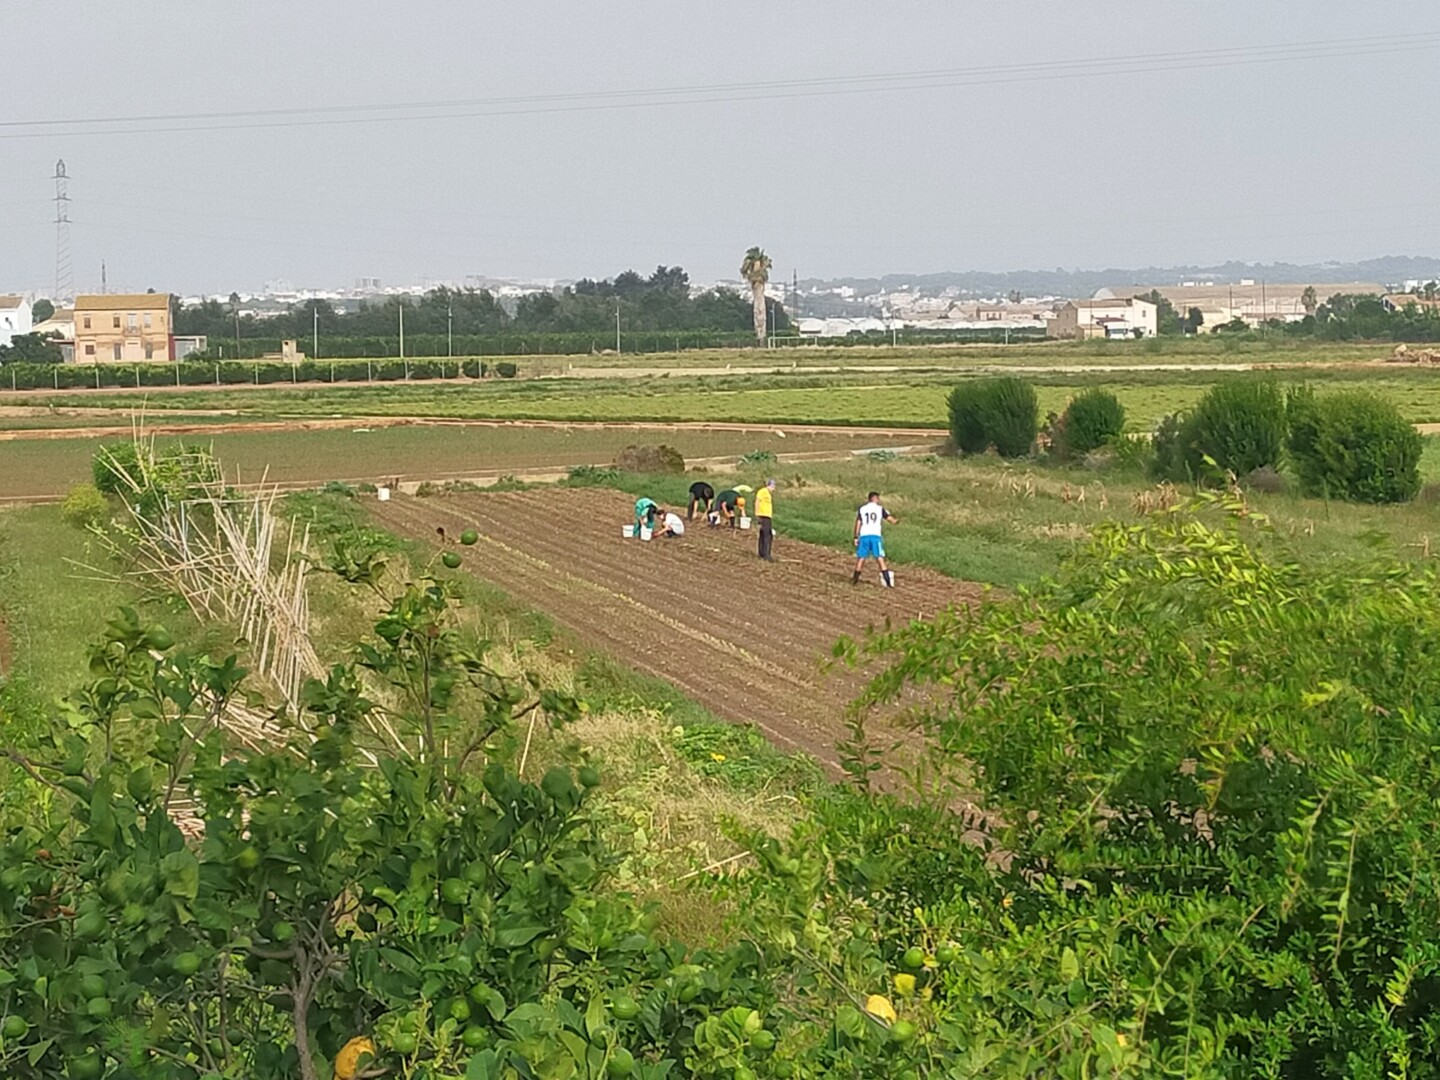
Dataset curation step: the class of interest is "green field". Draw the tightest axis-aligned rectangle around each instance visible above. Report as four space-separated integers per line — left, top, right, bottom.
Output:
5 351 1437 436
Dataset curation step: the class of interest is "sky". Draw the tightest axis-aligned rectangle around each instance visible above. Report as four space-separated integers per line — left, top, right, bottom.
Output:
2 1 1438 296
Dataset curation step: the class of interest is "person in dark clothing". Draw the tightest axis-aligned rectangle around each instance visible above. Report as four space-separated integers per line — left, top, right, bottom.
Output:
687 480 715 521
713 489 743 527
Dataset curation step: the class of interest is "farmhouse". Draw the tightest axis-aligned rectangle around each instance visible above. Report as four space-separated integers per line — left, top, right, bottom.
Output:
1049 297 1157 340
0 296 33 349
73 293 174 362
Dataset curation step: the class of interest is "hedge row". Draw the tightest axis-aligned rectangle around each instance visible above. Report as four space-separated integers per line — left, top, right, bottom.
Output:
0 358 516 391
186 326 1048 361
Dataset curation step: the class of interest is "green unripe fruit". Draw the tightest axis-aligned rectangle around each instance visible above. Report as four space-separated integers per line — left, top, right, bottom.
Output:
75 911 106 941
889 1019 917 1044
172 952 202 976
85 996 112 1018
272 921 296 944
2 1014 29 1039
449 998 471 1023
540 767 574 802
234 846 260 870
145 627 174 651
610 995 640 1021
460 530 479 546
901 946 925 970
68 1054 104 1080
935 944 959 965
773 1063 795 1079
441 551 462 569
80 975 108 1000
606 1047 635 1077
391 1032 418 1055
578 764 602 788
441 878 468 905
749 1029 775 1051
462 1025 489 1049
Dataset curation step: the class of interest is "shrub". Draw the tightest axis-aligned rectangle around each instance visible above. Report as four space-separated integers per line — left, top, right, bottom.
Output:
1287 388 1421 503
92 440 140 494
946 382 990 454
1153 380 1287 482
615 444 685 473
1149 412 1188 481
947 376 1038 458
495 361 518 378
60 482 107 528
1053 388 1126 459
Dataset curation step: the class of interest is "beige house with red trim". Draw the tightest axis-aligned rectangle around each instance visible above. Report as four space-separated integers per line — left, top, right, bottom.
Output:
73 293 173 362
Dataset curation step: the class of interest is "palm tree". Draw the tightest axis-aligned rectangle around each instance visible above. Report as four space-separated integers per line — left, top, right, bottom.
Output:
1423 281 1438 303
1301 285 1318 317
740 247 772 346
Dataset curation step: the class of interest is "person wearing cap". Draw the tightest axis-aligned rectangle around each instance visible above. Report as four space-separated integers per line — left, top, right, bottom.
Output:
755 478 776 561
712 488 744 528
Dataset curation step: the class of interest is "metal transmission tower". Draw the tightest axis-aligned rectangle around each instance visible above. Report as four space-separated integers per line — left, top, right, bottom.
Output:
52 160 73 302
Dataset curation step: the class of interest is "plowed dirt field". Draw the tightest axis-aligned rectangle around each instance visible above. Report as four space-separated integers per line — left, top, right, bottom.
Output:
372 488 981 772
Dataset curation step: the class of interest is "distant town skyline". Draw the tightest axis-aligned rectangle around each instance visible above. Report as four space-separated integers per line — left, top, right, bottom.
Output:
3 3 1439 295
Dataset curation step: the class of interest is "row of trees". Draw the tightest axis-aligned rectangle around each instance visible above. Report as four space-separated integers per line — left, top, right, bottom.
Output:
171 261 788 348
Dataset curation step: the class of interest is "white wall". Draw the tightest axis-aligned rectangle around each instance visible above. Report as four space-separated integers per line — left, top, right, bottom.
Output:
0 301 34 348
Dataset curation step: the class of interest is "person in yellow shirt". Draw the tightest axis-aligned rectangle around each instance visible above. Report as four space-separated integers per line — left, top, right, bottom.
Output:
755 478 776 561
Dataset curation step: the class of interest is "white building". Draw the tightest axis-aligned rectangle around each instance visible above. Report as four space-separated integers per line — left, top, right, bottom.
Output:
0 296 33 348
1049 297 1157 340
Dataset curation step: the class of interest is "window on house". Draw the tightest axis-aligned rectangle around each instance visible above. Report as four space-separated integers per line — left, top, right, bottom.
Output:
85 344 95 356
83 316 91 329
113 343 122 360
112 315 120 329
144 312 152 329
127 314 137 331
144 343 154 360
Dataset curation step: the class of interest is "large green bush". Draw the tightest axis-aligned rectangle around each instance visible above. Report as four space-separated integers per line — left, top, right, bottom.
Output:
836 505 1440 1075
1287 387 1422 503
1053 388 1126 459
947 377 1038 458
1153 379 1287 482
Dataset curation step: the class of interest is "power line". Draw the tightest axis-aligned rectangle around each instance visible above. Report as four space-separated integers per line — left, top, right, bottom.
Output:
1 33 1436 140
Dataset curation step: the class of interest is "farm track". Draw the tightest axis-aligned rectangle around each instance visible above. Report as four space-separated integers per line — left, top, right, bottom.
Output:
371 488 981 773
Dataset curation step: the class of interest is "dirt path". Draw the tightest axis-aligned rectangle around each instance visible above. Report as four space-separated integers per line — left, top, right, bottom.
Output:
0 415 946 443
371 489 979 774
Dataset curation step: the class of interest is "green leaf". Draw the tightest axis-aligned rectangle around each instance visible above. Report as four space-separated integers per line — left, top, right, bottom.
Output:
1060 946 1079 983
161 849 200 900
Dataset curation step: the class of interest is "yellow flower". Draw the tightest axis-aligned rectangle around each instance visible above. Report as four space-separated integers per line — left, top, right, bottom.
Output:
893 973 917 997
863 994 897 1023
1002 896 1013 908
710 752 727 763
1116 1033 1129 1047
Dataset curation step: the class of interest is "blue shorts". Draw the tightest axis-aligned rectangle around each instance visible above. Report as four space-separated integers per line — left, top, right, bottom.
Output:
856 535 885 560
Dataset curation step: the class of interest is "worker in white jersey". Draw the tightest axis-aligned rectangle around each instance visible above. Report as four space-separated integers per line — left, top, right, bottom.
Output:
853 491 898 587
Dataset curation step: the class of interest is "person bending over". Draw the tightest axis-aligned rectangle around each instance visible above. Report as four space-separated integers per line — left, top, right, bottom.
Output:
687 480 715 521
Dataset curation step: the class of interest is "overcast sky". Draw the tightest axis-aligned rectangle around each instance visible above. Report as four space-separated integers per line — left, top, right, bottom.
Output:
2 2 1437 295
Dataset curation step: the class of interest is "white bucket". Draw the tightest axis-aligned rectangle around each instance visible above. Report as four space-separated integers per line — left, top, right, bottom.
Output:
377 486 391 502
622 524 635 538
739 516 751 530
639 526 653 541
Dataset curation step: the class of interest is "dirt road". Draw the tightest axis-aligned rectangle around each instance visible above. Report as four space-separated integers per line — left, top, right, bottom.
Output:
371 488 979 773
